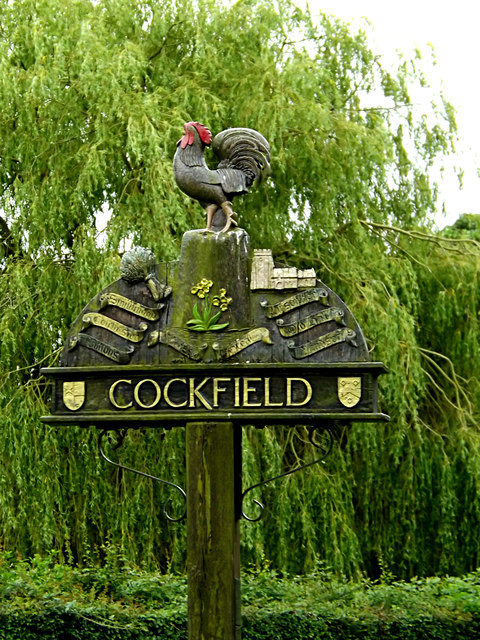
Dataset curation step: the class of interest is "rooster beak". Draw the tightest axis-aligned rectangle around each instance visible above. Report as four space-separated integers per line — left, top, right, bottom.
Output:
177 124 192 146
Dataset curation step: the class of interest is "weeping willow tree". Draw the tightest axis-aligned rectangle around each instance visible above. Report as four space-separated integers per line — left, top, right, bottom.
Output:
0 0 478 579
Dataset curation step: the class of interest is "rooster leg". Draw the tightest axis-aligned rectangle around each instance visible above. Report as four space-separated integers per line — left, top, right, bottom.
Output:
205 204 218 231
220 201 238 233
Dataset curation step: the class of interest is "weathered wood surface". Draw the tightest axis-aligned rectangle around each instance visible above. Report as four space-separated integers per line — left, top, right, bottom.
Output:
59 228 370 369
186 421 241 640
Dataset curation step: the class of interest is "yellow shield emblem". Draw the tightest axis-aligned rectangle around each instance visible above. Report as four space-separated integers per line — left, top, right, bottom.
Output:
63 381 85 411
338 377 361 408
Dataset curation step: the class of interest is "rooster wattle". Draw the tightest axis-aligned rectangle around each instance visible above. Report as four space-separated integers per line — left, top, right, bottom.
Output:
173 122 271 233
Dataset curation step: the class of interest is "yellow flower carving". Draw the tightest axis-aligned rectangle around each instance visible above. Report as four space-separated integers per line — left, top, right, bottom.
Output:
187 281 233 332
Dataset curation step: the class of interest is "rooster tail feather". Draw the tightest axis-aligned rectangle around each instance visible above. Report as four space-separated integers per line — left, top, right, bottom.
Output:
213 128 271 188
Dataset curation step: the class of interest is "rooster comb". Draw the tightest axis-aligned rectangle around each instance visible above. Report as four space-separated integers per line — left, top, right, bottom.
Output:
184 121 212 145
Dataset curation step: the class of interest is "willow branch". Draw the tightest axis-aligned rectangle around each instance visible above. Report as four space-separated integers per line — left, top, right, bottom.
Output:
149 22 184 61
0 214 17 258
359 219 480 252
418 347 473 415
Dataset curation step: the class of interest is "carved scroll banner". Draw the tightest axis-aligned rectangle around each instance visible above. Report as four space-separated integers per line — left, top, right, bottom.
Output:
68 333 134 364
289 328 358 359
277 307 345 337
261 288 328 318
99 292 163 321
213 328 273 360
82 313 148 342
148 330 208 362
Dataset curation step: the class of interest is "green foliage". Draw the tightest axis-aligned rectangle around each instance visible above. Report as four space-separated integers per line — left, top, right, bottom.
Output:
442 213 480 241
2 555 480 639
0 0 477 581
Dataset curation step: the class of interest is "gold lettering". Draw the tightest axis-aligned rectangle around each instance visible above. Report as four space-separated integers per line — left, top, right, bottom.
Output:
189 378 213 410
100 292 162 321
82 313 147 342
264 377 283 407
213 378 231 407
164 378 188 408
286 378 313 407
109 379 133 409
277 307 345 337
234 378 241 407
262 288 328 318
243 378 262 407
289 328 357 359
134 379 161 409
213 328 272 360
109 375 315 413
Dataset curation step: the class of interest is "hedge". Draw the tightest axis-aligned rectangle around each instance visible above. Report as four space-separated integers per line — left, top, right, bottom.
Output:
1 611 479 640
1 554 480 639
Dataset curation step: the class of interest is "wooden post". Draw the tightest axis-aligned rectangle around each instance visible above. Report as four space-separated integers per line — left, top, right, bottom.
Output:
186 421 242 640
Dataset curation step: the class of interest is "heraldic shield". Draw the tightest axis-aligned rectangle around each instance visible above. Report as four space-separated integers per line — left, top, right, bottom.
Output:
63 381 85 411
338 377 361 408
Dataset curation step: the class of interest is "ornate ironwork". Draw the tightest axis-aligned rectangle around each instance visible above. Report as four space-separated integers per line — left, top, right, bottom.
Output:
98 429 186 522
241 426 334 522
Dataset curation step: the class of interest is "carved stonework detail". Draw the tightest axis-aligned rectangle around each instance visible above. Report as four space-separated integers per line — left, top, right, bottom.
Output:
251 249 316 290
120 247 172 301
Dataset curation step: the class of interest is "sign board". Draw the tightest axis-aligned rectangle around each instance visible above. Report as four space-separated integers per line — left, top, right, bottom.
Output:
41 229 388 427
41 362 388 426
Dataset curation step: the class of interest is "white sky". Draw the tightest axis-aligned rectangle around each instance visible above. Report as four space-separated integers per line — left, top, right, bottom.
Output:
299 0 480 228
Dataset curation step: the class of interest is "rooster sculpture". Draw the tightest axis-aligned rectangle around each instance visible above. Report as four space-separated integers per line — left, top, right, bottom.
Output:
173 122 271 233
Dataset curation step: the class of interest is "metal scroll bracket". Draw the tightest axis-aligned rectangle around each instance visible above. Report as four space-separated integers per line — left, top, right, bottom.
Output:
98 429 187 522
241 425 335 522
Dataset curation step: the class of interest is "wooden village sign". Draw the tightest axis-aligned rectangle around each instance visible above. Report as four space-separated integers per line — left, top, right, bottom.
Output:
42 122 388 640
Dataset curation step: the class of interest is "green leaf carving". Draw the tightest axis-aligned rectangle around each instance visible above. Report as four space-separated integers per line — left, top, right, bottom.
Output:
208 323 229 331
192 303 202 322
